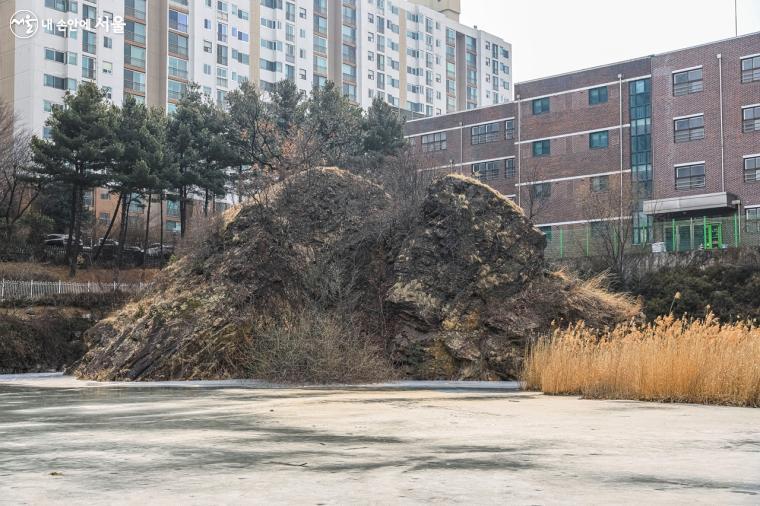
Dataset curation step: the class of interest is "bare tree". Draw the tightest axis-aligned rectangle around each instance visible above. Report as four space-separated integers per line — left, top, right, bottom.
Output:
0 102 41 241
580 175 641 280
520 165 551 222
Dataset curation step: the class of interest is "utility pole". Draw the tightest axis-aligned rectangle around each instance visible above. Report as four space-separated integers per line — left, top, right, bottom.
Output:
735 0 738 36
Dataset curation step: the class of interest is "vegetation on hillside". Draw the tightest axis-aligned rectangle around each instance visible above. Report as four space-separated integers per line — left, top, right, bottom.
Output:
630 264 760 321
523 313 760 407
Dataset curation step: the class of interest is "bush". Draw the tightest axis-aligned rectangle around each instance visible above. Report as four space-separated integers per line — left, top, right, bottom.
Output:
630 264 760 321
242 308 396 384
522 313 760 407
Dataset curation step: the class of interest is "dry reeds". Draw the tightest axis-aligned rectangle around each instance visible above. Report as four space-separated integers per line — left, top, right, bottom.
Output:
523 312 760 407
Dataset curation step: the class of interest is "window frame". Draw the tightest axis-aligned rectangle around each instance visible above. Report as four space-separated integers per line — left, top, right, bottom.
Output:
674 114 705 142
674 162 705 191
589 130 609 150
532 139 550 157
588 86 608 105
672 67 703 96
532 97 549 115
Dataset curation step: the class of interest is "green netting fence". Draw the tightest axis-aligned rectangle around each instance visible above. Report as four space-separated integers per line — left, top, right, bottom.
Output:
542 213 759 260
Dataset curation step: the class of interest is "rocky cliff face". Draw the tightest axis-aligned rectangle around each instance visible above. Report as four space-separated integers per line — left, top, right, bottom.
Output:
73 168 638 382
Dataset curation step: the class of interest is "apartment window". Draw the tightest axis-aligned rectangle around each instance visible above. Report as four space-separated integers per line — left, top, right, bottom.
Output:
126 21 146 44
82 30 96 54
313 55 327 75
313 35 327 54
204 40 213 53
742 105 760 133
589 130 609 149
741 55 760 83
217 45 228 65
421 132 446 152
674 115 704 142
125 0 146 20
169 57 189 79
590 175 609 192
504 119 515 140
169 10 189 32
104 37 112 49
44 48 66 63
471 122 501 145
673 67 703 96
532 139 550 157
124 69 146 93
532 97 549 115
744 155 760 182
675 163 705 190
472 161 500 181
169 32 189 57
504 158 516 178
102 61 113 75
589 86 608 105
81 56 96 79
45 0 78 13
531 182 551 200
168 80 187 101
124 44 146 68
314 15 327 35
216 67 228 87
44 74 76 91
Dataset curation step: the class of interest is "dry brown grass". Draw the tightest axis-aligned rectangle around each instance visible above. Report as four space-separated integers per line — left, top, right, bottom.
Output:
243 308 396 384
523 312 760 407
0 262 158 283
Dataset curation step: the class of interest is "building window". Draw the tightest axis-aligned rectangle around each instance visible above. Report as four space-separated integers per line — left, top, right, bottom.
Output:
532 139 550 156
741 55 760 83
169 32 189 57
531 182 551 200
742 105 760 133
505 119 515 140
421 132 447 152
746 208 760 232
504 158 516 178
99 212 110 224
674 115 704 142
532 97 549 115
472 161 500 181
169 10 189 32
675 163 705 190
744 155 760 182
104 37 112 48
672 67 703 96
538 226 552 241
588 86 608 105
590 175 609 192
589 130 609 149
471 122 501 144
82 30 96 54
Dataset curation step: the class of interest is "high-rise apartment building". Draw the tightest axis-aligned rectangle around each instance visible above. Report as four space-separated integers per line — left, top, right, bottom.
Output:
1 0 512 140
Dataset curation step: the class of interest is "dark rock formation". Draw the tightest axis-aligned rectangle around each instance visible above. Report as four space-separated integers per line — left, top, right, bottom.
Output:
73 168 638 382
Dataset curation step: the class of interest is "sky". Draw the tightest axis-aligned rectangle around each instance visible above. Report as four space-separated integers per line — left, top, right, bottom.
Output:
460 0 760 83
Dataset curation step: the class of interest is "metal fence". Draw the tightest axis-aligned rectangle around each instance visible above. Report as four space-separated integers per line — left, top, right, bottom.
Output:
543 213 760 260
0 243 167 268
0 279 144 301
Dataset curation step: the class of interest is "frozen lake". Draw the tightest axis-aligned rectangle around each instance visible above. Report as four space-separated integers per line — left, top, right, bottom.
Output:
0 374 758 504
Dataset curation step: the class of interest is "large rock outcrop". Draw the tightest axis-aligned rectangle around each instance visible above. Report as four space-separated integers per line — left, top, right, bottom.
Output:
73 168 638 381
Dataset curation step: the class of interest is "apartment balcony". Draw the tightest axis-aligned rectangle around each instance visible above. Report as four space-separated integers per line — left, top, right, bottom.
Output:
125 55 146 69
168 66 189 80
124 80 146 93
125 5 146 21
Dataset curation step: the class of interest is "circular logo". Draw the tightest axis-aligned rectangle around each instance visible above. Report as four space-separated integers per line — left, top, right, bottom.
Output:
10 10 39 39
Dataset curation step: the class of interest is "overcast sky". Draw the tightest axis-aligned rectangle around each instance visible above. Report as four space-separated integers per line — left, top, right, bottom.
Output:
460 0 760 82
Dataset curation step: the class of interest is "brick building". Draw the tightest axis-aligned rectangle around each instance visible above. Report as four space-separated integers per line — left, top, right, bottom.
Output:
404 32 760 257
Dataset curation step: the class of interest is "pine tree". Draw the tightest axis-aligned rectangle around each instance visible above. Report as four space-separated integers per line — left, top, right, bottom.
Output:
30 82 116 277
362 96 406 158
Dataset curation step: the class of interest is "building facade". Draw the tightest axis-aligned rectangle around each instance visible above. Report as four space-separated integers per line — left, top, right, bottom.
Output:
1 0 512 140
405 32 760 257
1 0 510 241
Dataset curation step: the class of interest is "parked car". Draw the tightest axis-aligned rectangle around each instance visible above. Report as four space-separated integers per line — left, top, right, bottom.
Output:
145 243 175 259
44 234 84 247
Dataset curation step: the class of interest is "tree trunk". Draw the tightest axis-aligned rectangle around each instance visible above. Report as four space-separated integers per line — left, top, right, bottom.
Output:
142 192 152 268
93 192 122 262
68 186 83 278
179 186 187 238
159 192 165 263
116 193 131 274
65 184 77 267
204 188 209 217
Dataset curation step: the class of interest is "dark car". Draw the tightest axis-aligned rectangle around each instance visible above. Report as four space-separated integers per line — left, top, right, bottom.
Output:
145 243 175 259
